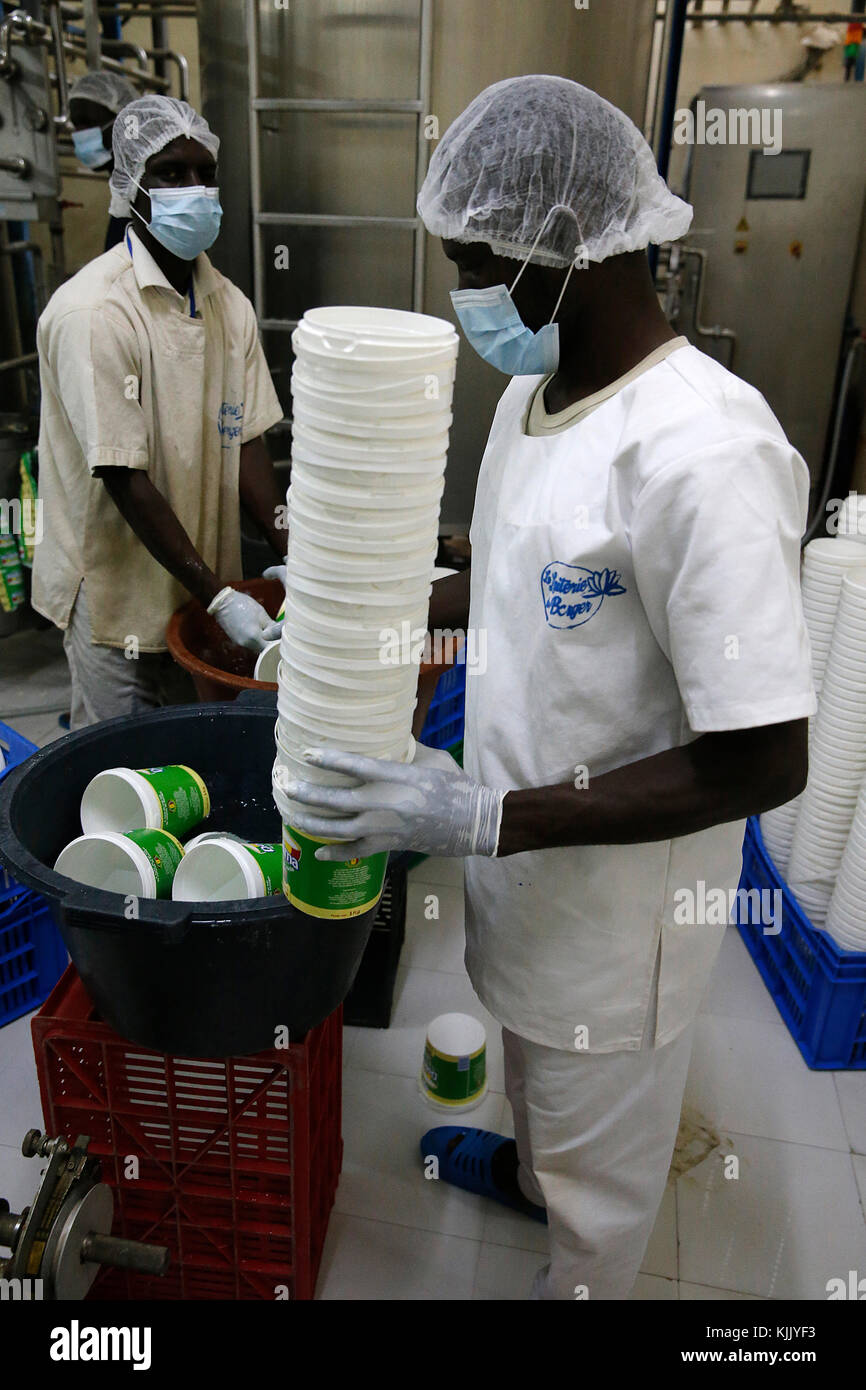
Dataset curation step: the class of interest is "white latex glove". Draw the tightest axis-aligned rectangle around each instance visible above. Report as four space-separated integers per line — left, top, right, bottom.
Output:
207 586 280 652
262 563 287 588
281 742 506 860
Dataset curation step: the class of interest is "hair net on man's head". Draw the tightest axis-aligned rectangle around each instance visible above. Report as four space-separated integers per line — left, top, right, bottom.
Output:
108 95 220 217
417 75 693 267
68 70 140 118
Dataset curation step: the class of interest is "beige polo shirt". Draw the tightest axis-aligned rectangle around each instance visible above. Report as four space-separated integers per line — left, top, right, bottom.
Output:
32 228 284 651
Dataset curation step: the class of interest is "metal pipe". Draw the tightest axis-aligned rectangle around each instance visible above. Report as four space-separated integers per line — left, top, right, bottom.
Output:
657 7 866 20
804 334 866 543
680 246 736 365
0 15 19 77
0 222 26 410
151 5 168 83
82 0 101 68
80 1231 170 1276
655 0 689 184
247 0 264 324
61 4 197 14
0 156 31 177
148 47 189 100
100 36 149 70
47 2 74 132
59 38 170 89
1 240 48 316
0 352 38 373
252 97 424 113
413 0 433 315
255 212 418 229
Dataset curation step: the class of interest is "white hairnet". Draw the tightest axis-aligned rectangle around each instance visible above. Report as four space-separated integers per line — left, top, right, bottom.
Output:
69 69 140 117
108 95 220 217
417 75 693 267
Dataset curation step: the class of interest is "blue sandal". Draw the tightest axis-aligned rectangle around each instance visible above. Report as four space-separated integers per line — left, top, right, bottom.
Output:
420 1126 548 1224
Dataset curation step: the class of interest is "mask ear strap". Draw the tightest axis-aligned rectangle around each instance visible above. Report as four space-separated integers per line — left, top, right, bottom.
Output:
548 259 576 326
508 204 563 295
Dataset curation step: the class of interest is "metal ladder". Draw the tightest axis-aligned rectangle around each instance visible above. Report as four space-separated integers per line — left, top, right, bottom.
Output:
245 0 434 337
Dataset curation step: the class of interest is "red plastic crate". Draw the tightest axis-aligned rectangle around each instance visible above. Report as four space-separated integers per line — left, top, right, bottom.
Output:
31 966 343 1300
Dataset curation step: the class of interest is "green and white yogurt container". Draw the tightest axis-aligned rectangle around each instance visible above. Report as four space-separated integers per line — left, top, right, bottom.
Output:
55 828 185 899
420 1013 488 1111
172 838 282 902
81 765 210 838
272 770 387 919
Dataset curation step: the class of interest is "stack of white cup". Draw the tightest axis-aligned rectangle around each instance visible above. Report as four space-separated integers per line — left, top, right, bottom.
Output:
826 773 866 950
272 306 459 825
760 538 866 874
836 492 866 543
787 570 866 926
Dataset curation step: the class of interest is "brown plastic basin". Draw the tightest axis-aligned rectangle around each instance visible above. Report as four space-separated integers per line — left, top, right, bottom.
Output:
165 576 453 734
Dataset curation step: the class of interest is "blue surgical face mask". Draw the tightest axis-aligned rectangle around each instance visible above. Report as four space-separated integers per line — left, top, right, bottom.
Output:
449 205 580 376
131 182 222 260
72 126 112 169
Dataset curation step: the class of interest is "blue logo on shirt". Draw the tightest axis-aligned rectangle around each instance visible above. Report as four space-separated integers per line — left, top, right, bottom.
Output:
218 400 244 446
540 563 627 628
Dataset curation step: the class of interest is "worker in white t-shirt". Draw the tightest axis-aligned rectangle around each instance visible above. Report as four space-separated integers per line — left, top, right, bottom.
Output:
33 97 286 729
282 77 817 1299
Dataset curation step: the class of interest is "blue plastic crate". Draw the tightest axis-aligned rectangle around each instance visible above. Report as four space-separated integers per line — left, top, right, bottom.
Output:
0 722 38 784
0 885 68 1027
734 817 866 1069
419 658 466 750
0 720 68 1024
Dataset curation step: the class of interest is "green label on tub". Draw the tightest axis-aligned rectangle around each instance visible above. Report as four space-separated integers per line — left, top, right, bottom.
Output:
136 765 210 836
422 1041 486 1105
125 828 184 898
282 826 387 920
243 843 282 895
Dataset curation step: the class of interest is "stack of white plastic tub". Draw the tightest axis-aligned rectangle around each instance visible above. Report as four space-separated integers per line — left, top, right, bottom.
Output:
787 570 866 926
271 307 459 914
836 492 866 542
826 773 866 950
760 538 866 873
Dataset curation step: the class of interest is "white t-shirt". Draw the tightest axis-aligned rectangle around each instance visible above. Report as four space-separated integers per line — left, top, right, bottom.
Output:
463 342 816 1053
32 231 284 651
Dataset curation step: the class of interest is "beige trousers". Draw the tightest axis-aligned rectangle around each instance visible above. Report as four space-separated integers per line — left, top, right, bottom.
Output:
62 582 196 729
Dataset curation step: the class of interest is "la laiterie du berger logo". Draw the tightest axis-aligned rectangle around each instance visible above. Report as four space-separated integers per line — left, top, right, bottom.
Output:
540 563 627 629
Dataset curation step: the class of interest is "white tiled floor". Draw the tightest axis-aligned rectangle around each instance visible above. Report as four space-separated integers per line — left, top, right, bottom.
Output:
2 696 866 1300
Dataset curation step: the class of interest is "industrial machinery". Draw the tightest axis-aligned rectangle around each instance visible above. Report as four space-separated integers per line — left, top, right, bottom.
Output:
668 82 866 501
0 1130 169 1300
198 0 657 532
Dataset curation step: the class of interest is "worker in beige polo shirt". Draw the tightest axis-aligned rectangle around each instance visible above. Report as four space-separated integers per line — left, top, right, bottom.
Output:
33 96 286 729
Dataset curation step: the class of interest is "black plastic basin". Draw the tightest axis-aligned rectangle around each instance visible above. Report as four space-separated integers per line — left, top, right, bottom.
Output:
0 695 379 1056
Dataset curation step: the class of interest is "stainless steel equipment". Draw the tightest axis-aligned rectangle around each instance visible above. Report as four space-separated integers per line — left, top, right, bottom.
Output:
0 12 59 221
0 1130 169 1300
672 83 866 492
199 0 657 530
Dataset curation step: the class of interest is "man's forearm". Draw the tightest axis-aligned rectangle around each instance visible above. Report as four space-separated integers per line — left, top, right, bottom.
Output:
239 436 287 559
428 566 471 632
496 721 808 857
98 468 222 608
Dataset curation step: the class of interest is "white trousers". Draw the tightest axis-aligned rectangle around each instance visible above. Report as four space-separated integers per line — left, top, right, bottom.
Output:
502 951 694 1300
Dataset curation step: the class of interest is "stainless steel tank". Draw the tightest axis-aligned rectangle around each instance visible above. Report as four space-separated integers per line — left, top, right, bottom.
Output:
198 0 656 529
676 83 866 492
